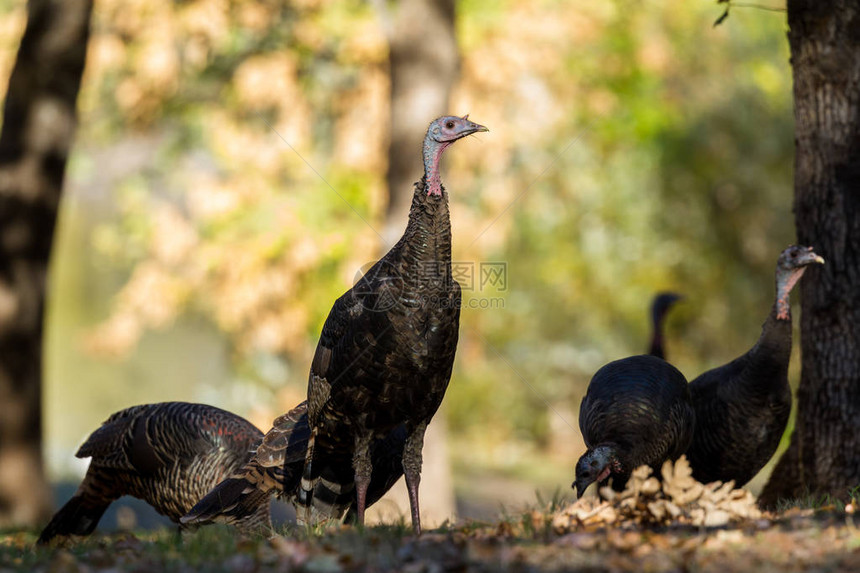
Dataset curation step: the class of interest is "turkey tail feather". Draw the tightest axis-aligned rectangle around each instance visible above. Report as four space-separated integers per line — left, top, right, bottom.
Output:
37 495 109 545
181 476 271 534
296 433 317 524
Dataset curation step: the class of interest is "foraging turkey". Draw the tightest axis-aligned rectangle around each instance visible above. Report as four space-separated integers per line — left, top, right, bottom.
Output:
685 245 824 486
573 354 695 497
38 402 264 544
296 115 485 534
182 402 407 530
648 292 683 359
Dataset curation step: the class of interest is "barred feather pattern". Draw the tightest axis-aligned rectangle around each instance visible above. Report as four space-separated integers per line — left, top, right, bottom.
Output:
38 402 264 544
182 401 309 529
182 402 408 527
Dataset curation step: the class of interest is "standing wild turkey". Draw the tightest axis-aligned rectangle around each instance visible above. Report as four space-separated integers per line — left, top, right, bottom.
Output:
182 402 407 530
38 402 265 544
186 116 486 535
685 245 824 486
648 292 683 359
573 355 695 497
296 115 485 534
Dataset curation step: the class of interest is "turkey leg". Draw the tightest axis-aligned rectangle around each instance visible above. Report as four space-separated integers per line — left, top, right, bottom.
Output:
352 434 373 526
403 421 428 535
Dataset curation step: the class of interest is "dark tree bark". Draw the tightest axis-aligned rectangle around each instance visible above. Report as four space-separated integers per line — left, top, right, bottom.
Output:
760 0 860 507
0 0 92 527
381 0 459 242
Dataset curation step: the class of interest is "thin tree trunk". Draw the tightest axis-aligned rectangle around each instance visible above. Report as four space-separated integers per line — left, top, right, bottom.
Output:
381 0 459 243
0 0 92 527
760 0 860 507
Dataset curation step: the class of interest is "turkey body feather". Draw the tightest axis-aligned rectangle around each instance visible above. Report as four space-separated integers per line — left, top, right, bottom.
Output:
300 175 461 528
686 314 792 486
576 355 695 496
182 401 408 529
38 402 265 544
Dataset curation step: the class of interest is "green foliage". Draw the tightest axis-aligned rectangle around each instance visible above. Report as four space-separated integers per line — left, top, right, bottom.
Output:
14 0 799 488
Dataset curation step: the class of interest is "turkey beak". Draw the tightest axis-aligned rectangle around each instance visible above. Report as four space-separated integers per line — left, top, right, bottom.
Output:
462 120 489 137
573 480 586 499
445 118 488 142
801 248 825 266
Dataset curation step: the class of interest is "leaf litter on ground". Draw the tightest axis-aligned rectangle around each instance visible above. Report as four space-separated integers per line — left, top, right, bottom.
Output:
552 455 763 532
3 464 860 573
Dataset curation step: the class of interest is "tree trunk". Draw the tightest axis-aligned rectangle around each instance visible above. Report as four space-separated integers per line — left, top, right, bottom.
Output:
760 0 860 507
367 0 459 526
0 0 92 527
381 0 459 243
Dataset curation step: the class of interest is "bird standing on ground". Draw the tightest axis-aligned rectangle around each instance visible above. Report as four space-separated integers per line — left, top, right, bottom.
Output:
38 402 265 544
648 292 683 360
573 354 695 497
685 245 824 486
186 116 487 535
297 115 486 534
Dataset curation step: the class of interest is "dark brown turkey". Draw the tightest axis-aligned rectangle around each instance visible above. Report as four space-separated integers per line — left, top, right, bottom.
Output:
181 401 406 530
685 245 824 486
296 115 485 534
574 354 695 497
185 116 486 535
37 402 264 544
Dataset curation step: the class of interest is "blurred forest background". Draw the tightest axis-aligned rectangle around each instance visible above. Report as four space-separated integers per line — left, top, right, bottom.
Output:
0 0 795 521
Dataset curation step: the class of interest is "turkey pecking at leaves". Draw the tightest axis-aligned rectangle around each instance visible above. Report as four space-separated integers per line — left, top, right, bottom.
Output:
574 354 695 498
38 402 265 544
181 401 407 531
648 292 683 360
685 245 824 486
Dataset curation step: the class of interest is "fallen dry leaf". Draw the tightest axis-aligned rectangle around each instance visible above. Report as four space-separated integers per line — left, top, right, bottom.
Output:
553 455 763 532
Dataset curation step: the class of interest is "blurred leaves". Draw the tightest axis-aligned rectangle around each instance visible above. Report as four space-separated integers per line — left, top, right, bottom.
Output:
73 0 387 368
0 0 796 478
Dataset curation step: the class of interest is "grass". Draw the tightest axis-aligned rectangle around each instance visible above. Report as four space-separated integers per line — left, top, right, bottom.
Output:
2 500 859 572
774 484 860 513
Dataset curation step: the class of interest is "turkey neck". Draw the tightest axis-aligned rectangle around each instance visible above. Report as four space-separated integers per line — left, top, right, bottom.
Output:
392 175 452 291
752 265 807 364
739 289 794 392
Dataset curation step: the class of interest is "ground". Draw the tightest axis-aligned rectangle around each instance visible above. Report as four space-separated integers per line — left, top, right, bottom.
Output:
1 505 858 573
6 460 859 572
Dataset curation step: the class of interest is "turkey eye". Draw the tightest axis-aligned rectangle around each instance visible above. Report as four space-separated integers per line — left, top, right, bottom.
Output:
590 460 598 467
445 121 455 129
790 251 797 258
